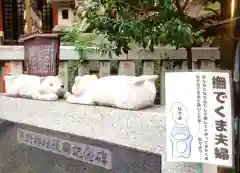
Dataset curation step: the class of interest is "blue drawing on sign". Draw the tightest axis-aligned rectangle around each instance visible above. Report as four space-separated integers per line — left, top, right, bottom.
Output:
170 102 193 159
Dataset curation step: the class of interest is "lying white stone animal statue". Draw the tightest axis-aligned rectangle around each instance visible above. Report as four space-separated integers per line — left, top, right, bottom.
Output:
66 75 158 110
4 74 67 101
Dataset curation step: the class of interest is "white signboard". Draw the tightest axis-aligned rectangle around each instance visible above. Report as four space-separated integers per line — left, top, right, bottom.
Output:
17 128 112 169
165 72 233 167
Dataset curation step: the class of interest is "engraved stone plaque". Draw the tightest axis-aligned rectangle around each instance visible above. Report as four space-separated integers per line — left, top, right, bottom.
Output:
0 125 162 173
118 61 135 76
17 128 112 170
20 34 60 76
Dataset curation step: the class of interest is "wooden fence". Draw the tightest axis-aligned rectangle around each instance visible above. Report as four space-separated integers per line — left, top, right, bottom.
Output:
0 46 220 104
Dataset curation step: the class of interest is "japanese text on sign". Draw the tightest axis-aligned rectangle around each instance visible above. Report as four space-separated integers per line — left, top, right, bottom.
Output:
17 128 112 169
212 76 230 161
165 72 233 167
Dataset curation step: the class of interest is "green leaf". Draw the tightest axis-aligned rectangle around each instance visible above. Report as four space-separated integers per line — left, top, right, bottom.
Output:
62 0 205 64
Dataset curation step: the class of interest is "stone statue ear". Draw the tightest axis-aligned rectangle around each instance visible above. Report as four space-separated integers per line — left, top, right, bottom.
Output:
40 77 46 84
38 87 45 94
74 76 82 84
39 77 47 94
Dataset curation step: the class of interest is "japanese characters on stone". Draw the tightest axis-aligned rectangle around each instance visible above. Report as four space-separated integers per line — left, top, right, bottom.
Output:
17 129 112 169
212 76 230 162
28 45 55 74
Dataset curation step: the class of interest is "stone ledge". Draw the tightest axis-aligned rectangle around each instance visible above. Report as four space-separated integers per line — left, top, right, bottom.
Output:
0 95 197 173
0 95 163 152
0 45 220 61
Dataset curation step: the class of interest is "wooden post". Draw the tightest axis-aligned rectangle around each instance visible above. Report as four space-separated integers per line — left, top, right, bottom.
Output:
25 0 32 33
52 8 58 27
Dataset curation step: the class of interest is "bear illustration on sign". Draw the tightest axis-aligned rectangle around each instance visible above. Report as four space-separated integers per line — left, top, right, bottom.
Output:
170 102 193 159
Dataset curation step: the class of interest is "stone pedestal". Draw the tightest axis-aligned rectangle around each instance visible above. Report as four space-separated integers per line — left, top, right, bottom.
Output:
0 95 198 173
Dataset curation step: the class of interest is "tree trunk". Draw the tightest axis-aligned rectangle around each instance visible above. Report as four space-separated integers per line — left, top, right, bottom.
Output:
186 47 193 70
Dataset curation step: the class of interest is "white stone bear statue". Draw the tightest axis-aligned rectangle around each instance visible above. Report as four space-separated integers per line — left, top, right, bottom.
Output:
66 75 158 110
4 74 66 101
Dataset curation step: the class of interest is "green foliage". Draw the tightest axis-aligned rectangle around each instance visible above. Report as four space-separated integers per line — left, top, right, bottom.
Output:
61 23 96 62
61 23 98 80
86 0 204 55
62 0 205 61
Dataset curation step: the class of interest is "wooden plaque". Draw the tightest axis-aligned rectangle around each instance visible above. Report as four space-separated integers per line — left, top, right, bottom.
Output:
19 33 60 76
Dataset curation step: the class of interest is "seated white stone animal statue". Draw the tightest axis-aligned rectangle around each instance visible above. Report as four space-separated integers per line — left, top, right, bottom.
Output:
66 75 158 110
4 74 66 101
